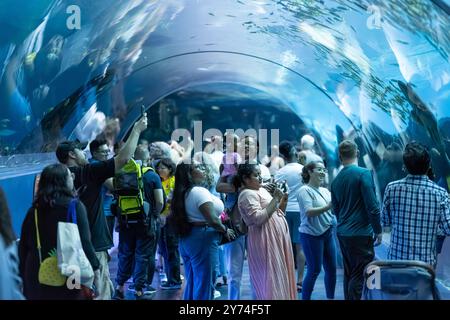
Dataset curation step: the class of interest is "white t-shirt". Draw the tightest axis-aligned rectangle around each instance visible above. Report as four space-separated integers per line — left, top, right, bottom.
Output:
185 186 224 223
298 185 336 236
275 162 304 212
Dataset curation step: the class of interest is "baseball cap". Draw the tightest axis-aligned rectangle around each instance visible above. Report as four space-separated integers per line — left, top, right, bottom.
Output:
56 140 88 163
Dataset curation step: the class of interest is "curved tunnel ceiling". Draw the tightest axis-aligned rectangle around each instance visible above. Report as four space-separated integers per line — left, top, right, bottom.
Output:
0 0 450 174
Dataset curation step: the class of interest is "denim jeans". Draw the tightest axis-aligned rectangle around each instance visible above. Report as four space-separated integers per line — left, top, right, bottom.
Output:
180 226 221 300
158 222 181 284
300 227 337 300
116 225 152 291
224 235 247 300
215 245 226 277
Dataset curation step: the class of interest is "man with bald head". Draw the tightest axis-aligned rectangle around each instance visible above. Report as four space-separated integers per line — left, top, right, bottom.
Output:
300 134 323 165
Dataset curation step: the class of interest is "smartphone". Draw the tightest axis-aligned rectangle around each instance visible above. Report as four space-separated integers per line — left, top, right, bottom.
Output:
141 105 146 117
276 180 288 193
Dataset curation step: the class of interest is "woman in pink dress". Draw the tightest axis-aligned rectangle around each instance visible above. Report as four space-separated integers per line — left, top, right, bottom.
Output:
236 164 297 300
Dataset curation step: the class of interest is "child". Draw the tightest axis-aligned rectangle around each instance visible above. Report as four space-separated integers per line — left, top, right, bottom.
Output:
155 158 182 289
221 133 241 180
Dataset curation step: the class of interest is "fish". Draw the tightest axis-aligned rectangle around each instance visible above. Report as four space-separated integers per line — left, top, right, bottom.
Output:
397 81 442 147
0 119 11 127
0 129 15 136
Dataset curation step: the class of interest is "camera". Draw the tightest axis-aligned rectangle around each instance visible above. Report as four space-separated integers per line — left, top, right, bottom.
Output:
276 180 289 193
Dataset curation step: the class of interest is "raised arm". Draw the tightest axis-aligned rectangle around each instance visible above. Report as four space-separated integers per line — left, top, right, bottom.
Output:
114 114 148 172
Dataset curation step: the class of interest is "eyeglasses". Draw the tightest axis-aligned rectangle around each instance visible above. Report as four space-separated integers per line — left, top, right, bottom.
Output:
193 164 207 171
96 150 110 155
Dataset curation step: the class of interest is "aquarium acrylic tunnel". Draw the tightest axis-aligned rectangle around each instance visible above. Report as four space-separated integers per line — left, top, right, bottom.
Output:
0 0 450 300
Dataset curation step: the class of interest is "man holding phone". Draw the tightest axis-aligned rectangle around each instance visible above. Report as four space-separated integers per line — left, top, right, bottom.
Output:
55 112 148 299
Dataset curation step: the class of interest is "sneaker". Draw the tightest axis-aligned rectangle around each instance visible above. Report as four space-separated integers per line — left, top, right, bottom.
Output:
143 285 157 294
160 282 182 290
159 272 168 283
113 288 125 300
213 290 221 299
127 284 136 293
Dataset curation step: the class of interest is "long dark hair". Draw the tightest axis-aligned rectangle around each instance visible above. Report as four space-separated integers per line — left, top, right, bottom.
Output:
34 163 75 208
168 163 194 237
0 187 17 246
233 163 259 190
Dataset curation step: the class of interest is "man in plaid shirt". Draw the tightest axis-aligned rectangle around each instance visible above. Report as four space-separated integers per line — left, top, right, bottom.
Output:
381 142 450 268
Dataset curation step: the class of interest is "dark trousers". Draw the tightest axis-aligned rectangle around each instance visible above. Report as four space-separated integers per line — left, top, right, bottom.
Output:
106 216 115 240
116 224 152 291
338 235 374 300
300 227 337 300
158 223 181 284
146 222 161 285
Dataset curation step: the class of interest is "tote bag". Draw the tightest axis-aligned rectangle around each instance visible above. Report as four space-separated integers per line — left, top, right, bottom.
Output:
57 199 95 289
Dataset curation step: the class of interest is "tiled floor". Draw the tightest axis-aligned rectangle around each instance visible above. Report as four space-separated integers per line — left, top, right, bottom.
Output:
108 248 345 300
107 231 450 300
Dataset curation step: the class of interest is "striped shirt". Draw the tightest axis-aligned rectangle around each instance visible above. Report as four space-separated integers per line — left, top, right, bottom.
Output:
381 175 450 266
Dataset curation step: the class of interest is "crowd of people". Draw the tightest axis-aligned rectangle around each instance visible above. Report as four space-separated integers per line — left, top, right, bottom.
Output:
1 114 450 300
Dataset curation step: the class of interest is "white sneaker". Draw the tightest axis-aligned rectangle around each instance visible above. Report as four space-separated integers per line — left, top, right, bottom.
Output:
214 290 221 299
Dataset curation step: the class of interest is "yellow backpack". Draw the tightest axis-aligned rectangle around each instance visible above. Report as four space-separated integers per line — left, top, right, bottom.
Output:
113 159 155 221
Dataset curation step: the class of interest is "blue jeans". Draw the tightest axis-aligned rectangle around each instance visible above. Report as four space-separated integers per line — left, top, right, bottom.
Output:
215 245 226 277
224 235 253 300
180 226 220 300
300 227 337 300
116 224 152 291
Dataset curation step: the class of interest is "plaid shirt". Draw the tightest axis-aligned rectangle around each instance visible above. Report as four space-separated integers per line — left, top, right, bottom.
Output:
382 175 450 266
